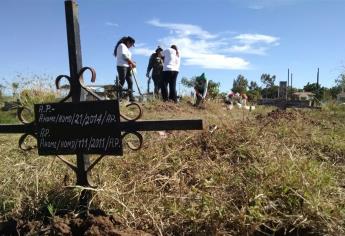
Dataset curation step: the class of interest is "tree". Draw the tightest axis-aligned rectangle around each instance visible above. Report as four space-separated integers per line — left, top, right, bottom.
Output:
232 74 248 94
260 74 276 98
248 81 259 91
247 90 261 101
246 81 262 101
207 80 220 99
261 86 279 99
261 74 275 87
11 82 19 98
303 82 319 93
330 85 342 99
304 82 326 100
181 76 194 88
336 73 345 90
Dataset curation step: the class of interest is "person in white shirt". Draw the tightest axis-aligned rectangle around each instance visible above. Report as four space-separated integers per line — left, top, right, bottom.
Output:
161 45 180 102
114 36 136 102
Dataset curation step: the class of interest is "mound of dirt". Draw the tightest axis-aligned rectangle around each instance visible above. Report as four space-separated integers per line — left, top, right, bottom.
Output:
0 212 152 236
255 109 321 126
256 109 298 121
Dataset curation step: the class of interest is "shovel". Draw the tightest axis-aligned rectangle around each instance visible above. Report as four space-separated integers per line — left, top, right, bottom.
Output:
131 69 143 101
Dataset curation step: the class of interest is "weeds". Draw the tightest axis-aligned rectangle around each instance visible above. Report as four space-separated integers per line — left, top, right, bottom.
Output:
0 99 344 235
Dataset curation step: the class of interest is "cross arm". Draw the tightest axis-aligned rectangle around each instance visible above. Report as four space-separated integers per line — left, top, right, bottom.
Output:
0 123 36 134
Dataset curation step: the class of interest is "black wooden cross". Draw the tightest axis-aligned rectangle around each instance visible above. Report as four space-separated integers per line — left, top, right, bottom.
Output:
0 0 202 211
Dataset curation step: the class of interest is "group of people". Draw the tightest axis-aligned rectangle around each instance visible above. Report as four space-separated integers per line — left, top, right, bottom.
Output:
225 91 248 107
114 36 181 103
114 35 209 107
146 45 181 102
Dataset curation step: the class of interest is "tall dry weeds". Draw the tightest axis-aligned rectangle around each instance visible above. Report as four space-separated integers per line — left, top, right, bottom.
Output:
0 100 344 235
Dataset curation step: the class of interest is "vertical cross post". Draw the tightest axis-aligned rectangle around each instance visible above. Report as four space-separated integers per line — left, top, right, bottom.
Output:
64 0 92 212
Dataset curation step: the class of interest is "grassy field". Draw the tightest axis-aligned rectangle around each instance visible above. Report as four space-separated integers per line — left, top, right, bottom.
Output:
0 98 344 235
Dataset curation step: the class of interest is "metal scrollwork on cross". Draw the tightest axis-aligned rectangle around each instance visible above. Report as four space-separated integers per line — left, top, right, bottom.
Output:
50 66 147 174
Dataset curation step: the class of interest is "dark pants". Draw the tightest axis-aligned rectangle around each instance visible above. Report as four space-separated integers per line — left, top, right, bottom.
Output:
194 88 205 106
152 73 161 97
117 66 134 101
161 71 178 102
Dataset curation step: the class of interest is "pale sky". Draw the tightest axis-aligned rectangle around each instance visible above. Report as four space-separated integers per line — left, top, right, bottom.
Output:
1 0 344 94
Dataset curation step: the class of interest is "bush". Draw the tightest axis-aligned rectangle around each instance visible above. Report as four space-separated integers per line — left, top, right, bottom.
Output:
20 89 58 108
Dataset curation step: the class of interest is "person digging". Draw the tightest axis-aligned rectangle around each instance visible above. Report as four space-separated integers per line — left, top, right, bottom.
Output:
193 73 208 108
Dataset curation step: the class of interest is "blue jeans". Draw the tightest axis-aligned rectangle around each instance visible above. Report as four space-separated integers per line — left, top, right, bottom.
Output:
117 66 134 101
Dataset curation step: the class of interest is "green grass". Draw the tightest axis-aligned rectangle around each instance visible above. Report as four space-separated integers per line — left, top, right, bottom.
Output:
0 110 19 124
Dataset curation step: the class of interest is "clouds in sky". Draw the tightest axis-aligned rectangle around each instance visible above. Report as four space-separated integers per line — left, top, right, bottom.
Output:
147 19 217 40
105 22 118 27
227 34 280 55
229 0 300 9
235 0 339 10
133 19 279 70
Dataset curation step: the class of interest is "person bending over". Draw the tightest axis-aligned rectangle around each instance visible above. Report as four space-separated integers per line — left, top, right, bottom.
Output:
194 73 208 107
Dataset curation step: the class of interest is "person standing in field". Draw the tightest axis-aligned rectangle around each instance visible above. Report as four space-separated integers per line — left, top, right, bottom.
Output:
194 73 208 107
146 46 164 97
114 36 136 102
161 45 180 102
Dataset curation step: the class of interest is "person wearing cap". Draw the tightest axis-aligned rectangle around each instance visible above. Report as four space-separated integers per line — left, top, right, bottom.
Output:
161 45 180 102
194 73 208 107
114 36 136 102
146 46 164 97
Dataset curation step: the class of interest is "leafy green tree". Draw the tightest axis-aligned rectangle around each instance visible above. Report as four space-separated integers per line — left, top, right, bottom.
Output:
303 82 319 92
260 74 276 88
260 74 276 98
249 81 259 91
261 86 279 99
207 80 220 99
336 73 345 90
181 76 194 88
247 90 261 101
247 81 262 101
303 82 326 100
232 74 248 94
330 85 342 99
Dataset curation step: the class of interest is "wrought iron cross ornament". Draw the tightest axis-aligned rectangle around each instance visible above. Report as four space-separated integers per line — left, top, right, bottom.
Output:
0 0 203 210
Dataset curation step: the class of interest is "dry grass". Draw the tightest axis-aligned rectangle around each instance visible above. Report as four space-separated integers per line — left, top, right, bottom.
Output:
0 99 344 235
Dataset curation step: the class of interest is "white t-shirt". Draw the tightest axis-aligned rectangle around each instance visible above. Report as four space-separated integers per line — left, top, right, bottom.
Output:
116 43 131 67
163 48 180 72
